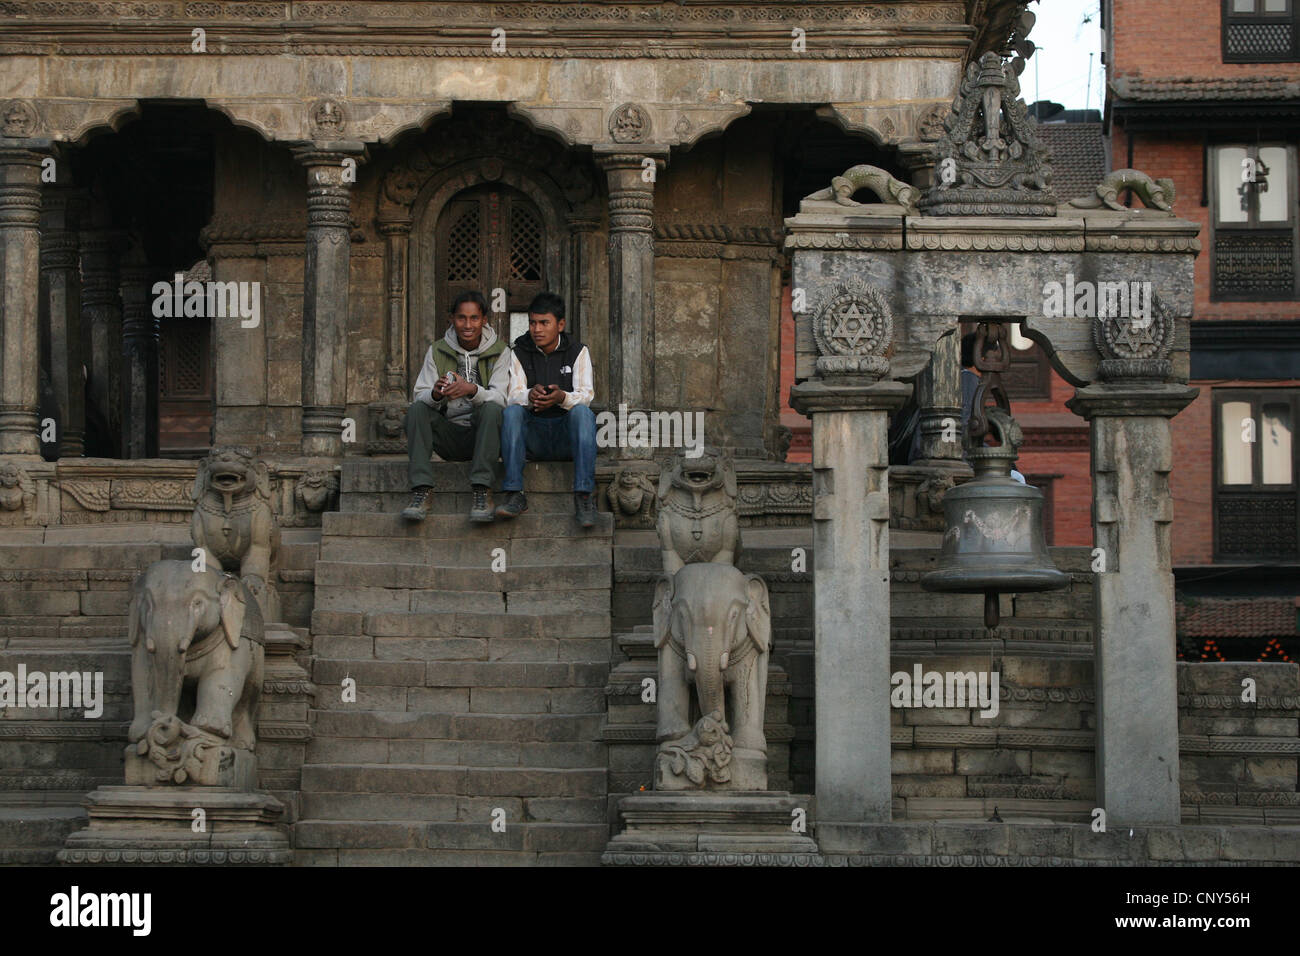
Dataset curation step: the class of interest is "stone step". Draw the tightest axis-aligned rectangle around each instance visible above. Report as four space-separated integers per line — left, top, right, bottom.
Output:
293 819 609 855
321 511 612 540
342 460 580 496
300 763 606 797
305 736 608 766
314 560 609 592
343 491 592 515
316 586 609 616
300 791 606 823
362 610 611 640
307 710 605 743
311 661 607 708
0 806 87 864
294 847 601 866
318 535 610 566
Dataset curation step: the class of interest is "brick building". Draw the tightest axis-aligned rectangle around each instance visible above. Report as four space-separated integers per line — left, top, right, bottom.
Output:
1106 0 1300 661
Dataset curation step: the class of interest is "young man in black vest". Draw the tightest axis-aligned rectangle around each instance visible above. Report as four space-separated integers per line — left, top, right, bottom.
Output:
496 291 598 528
403 290 509 523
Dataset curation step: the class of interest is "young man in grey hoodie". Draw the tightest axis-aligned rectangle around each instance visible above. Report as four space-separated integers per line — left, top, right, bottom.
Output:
403 291 510 523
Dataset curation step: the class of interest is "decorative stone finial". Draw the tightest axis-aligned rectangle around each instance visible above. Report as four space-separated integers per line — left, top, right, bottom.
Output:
806 164 920 212
919 52 1057 216
1069 169 1176 213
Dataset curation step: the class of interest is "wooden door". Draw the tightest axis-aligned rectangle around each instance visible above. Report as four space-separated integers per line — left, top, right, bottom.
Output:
435 184 546 344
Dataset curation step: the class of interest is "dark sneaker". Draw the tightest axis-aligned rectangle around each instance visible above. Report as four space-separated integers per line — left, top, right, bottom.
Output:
469 485 494 523
401 486 433 522
575 491 597 529
495 491 528 520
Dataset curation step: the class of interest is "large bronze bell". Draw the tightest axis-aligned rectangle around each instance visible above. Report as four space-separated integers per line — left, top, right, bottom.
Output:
921 324 1069 627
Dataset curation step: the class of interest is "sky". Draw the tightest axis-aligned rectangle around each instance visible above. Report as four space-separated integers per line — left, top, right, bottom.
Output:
1022 0 1105 113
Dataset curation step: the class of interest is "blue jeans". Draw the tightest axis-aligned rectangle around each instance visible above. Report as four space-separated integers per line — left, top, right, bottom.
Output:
501 404 596 493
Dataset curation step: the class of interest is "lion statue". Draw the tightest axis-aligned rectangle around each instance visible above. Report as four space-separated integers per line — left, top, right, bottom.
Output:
190 446 281 622
655 447 740 574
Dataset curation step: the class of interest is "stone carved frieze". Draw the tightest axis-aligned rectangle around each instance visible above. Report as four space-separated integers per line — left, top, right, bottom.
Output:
606 468 657 528
1093 293 1176 382
919 52 1057 216
1 99 39 137
0 462 35 525
809 276 893 379
295 468 339 513
609 103 651 144
309 98 346 138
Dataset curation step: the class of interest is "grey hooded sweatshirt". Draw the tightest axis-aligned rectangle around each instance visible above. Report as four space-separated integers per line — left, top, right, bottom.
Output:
412 325 510 427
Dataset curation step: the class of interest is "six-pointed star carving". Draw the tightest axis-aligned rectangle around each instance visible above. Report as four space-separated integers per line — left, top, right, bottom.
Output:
1111 315 1158 355
828 300 875 351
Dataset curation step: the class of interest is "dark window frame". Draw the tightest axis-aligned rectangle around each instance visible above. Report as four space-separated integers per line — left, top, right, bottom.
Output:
1212 387 1300 562
1222 0 1300 62
1209 142 1299 302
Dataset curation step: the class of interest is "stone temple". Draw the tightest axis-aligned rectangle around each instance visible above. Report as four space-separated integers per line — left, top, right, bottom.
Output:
0 0 1296 866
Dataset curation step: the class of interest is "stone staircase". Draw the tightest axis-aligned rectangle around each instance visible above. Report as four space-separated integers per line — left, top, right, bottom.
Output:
295 461 614 865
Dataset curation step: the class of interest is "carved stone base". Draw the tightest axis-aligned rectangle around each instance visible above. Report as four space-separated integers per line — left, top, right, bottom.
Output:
58 786 290 865
124 742 257 789
654 745 767 792
602 792 821 865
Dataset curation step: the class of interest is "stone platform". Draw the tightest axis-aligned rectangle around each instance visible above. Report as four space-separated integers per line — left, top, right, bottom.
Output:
58 786 291 865
602 792 821 865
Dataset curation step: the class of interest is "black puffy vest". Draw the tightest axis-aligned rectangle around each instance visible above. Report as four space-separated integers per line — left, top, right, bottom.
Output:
511 332 585 418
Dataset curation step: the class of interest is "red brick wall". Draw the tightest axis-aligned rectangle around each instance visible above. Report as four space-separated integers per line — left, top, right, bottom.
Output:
1112 0 1300 81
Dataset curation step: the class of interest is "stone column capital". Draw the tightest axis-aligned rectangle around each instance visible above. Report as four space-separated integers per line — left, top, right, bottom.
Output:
376 217 412 236
1066 382 1199 422
593 145 670 171
289 140 369 168
789 378 911 417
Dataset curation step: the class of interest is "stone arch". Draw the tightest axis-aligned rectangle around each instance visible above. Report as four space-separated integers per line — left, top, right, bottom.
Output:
408 159 573 381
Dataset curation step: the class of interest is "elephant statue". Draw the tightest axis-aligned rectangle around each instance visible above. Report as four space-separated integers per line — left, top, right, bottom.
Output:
125 559 265 787
652 561 771 791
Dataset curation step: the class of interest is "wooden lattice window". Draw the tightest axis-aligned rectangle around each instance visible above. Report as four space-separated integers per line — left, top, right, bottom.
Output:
1223 0 1299 61
1211 144 1299 301
1214 388 1300 560
435 184 548 341
158 316 212 457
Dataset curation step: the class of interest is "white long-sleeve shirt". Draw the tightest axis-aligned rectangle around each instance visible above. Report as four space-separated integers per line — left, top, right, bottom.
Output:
505 344 594 410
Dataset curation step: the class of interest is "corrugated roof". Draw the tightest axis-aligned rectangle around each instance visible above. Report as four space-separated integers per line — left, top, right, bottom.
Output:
1112 75 1300 102
1178 597 1300 638
1038 123 1107 202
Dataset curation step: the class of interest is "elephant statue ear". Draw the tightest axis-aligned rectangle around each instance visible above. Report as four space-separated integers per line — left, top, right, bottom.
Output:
254 461 272 501
127 579 146 649
218 575 246 650
652 575 675 649
656 457 673 504
743 573 771 653
190 459 207 502
722 454 738 500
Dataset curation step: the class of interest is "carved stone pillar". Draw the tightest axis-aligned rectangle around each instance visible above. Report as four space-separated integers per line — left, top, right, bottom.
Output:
1065 307 1196 825
367 217 411 454
790 281 907 843
0 140 52 456
912 326 967 465
595 147 666 428
119 243 157 459
80 227 124 458
39 187 85 457
292 143 364 458
567 214 599 381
